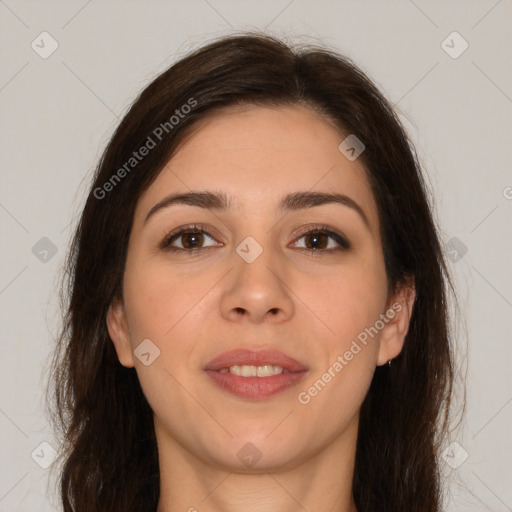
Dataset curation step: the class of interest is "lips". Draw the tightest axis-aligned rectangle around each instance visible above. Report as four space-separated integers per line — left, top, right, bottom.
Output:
203 348 309 400
204 348 308 373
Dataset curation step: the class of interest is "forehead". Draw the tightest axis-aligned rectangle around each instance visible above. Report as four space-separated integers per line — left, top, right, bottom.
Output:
171 104 349 172
135 105 379 228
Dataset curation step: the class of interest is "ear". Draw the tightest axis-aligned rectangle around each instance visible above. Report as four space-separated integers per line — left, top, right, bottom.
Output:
106 297 135 368
376 277 416 366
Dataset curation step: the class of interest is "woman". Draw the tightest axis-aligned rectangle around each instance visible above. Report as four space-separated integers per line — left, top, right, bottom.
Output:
47 32 457 512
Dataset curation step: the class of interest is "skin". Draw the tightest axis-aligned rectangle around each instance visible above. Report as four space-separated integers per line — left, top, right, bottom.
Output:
107 105 415 512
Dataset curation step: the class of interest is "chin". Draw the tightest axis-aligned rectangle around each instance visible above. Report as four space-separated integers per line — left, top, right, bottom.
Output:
211 429 304 471
215 444 302 473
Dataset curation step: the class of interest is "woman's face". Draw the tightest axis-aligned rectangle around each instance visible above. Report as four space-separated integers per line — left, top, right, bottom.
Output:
108 105 411 471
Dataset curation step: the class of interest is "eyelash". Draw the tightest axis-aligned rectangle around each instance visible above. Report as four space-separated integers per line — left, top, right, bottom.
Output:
159 223 351 254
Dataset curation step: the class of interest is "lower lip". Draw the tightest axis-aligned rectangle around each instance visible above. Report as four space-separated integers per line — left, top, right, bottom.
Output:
205 370 308 400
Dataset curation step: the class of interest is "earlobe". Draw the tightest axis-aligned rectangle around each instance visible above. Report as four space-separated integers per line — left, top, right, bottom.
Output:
106 298 135 368
376 279 416 366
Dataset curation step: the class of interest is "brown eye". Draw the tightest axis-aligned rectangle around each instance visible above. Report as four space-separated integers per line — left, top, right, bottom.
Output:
292 227 350 252
160 226 220 252
304 232 329 250
180 231 205 249
160 224 349 254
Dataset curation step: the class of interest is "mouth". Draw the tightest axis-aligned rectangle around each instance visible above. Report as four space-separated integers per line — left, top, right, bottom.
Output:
204 348 309 400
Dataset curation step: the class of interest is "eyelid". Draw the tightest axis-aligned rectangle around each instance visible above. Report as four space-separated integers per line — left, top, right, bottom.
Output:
159 223 220 250
291 223 351 250
159 223 350 252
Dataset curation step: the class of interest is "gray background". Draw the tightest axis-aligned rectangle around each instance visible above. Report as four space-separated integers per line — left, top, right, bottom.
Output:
1 0 511 510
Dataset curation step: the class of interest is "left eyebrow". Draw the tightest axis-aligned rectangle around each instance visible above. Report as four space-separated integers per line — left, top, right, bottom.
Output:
144 190 371 231
280 191 371 231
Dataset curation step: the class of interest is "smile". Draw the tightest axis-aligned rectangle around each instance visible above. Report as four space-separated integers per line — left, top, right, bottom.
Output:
204 349 309 400
219 364 286 377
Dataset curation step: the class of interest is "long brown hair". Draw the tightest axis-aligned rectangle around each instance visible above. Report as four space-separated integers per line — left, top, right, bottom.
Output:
46 32 459 511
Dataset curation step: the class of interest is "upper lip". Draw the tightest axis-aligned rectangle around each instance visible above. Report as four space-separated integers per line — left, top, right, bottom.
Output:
204 349 308 372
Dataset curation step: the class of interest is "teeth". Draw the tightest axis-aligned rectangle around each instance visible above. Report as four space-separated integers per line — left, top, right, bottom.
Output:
221 365 284 377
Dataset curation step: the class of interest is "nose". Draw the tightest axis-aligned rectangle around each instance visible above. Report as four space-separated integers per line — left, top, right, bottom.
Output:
219 239 295 324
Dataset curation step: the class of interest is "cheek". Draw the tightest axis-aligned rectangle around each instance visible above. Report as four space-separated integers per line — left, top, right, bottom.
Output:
303 255 388 348
295 269 384 427
123 255 203 342
296 253 387 422
121 262 210 421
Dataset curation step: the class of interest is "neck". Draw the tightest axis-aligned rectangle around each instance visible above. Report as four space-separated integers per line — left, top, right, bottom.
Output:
155 415 359 512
